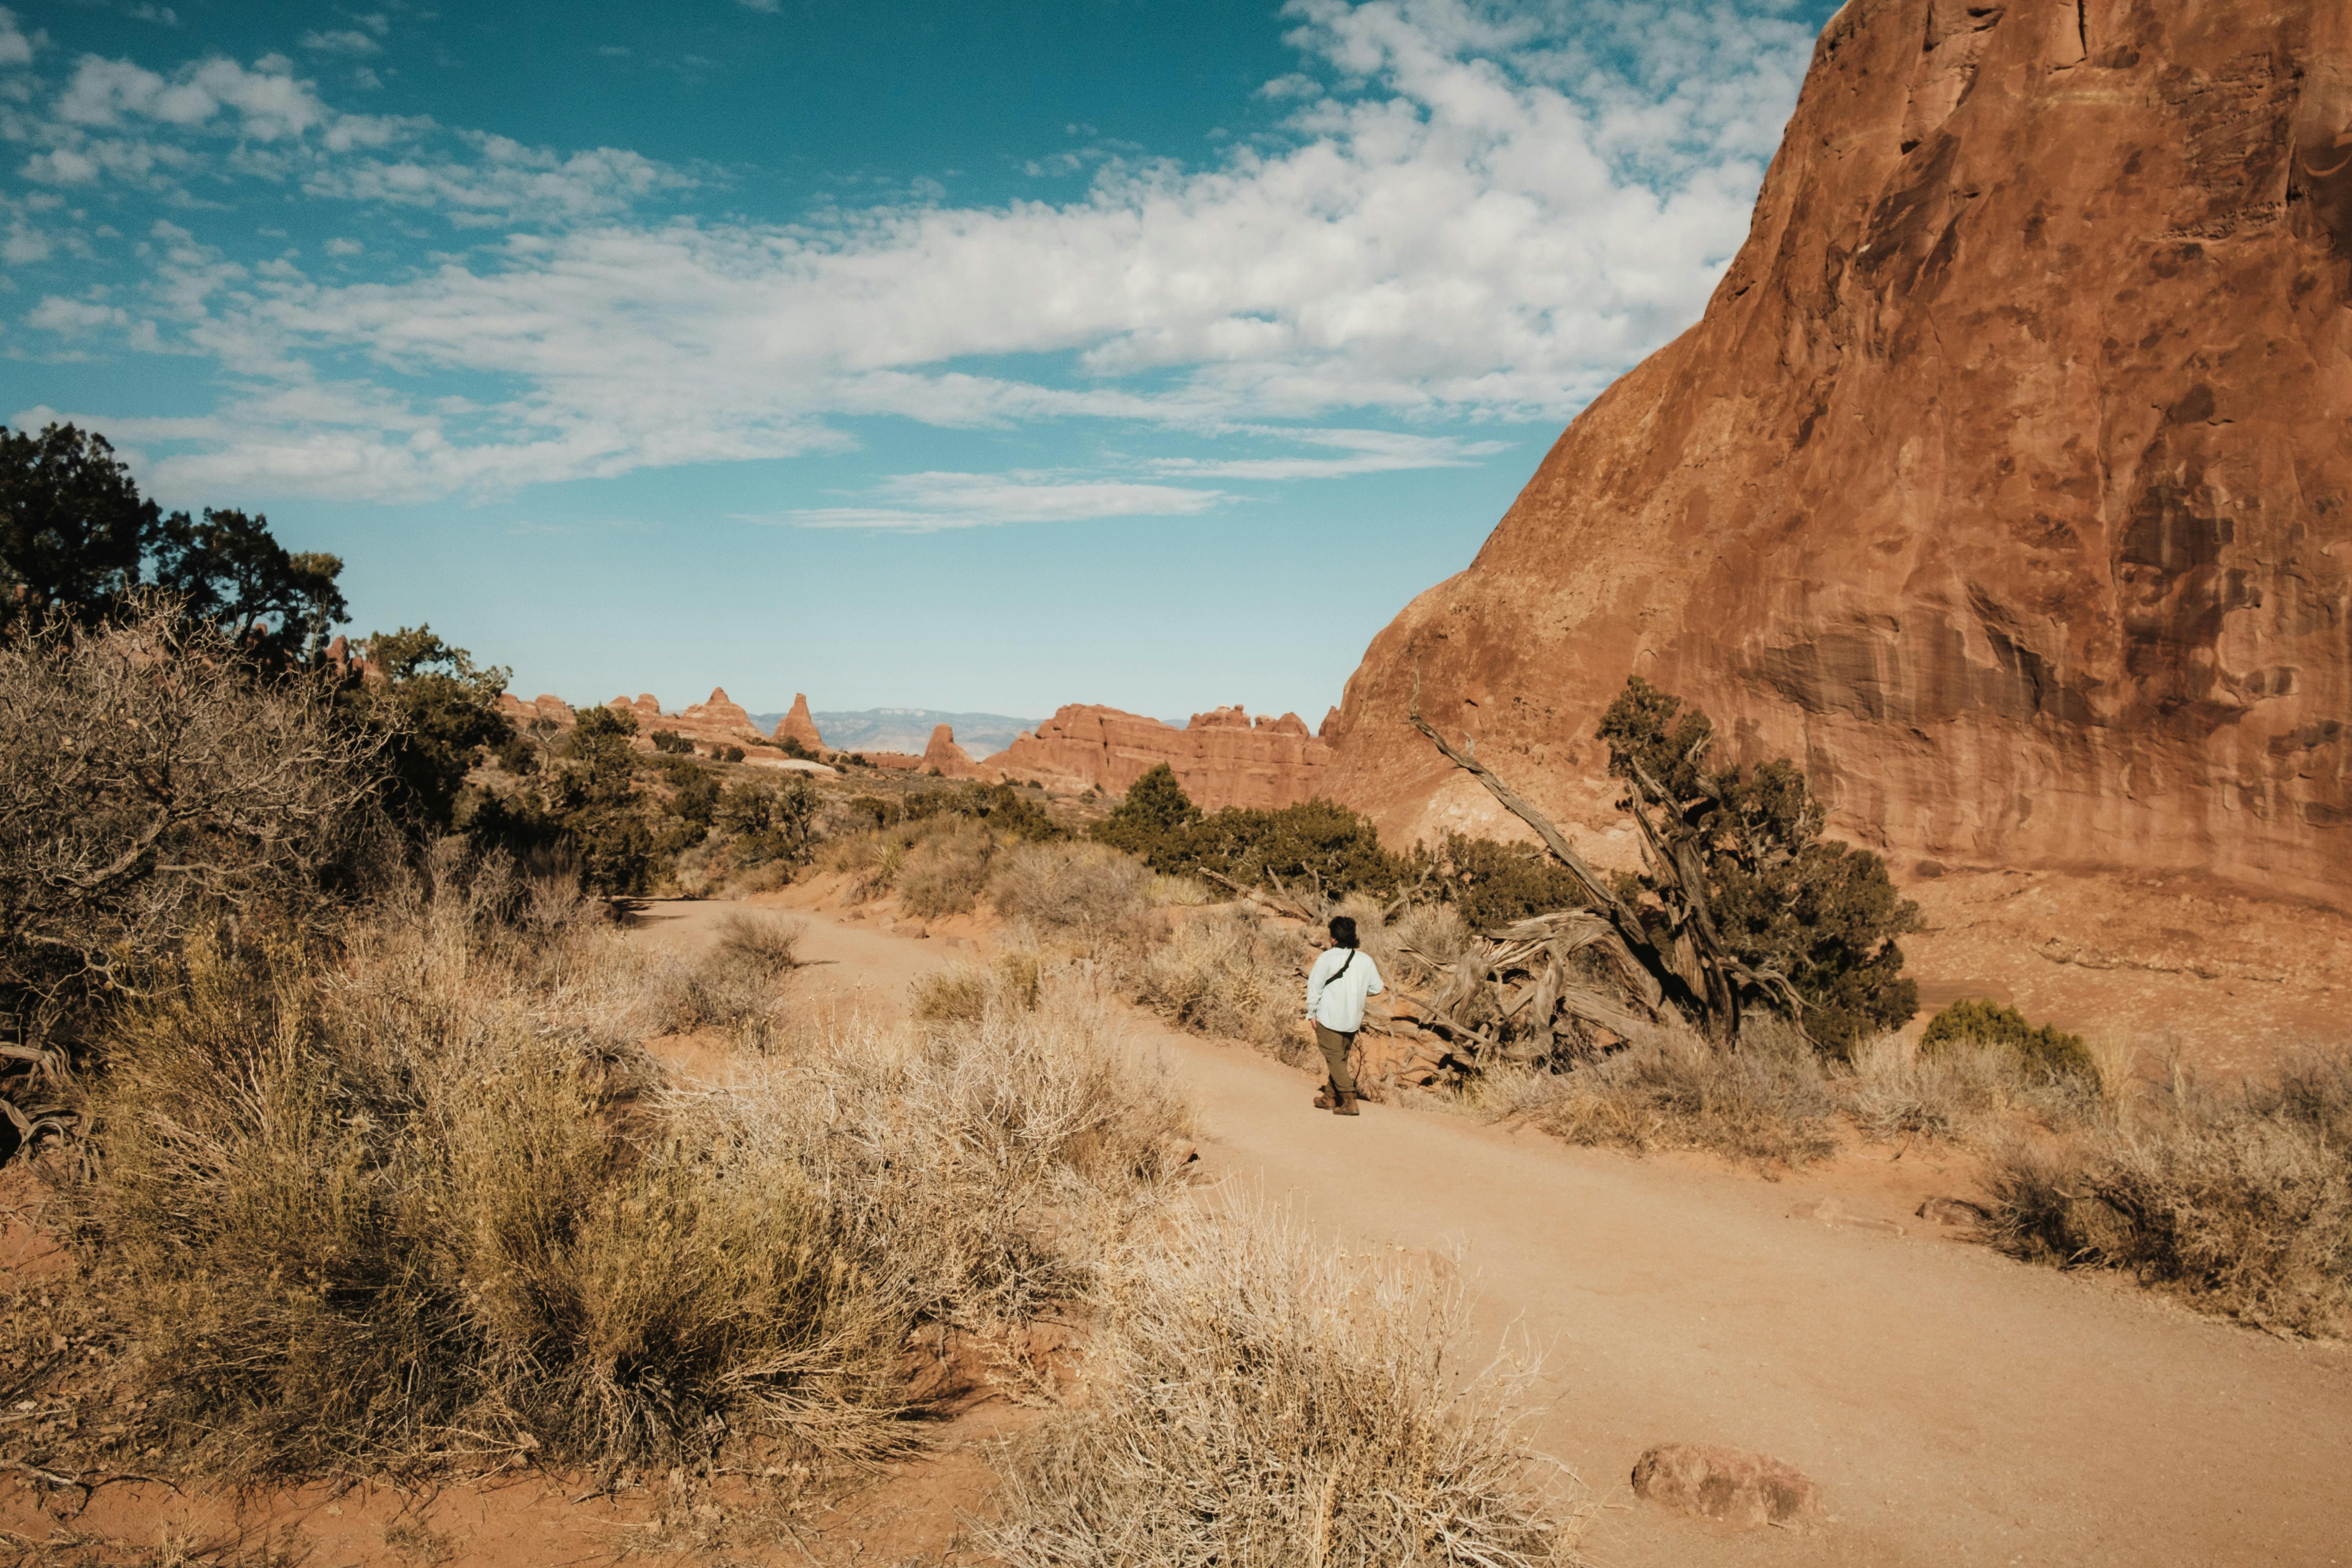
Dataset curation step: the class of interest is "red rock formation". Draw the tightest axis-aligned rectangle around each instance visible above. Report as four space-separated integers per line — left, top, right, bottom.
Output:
607 693 665 726
775 693 824 750
984 703 1332 810
1326 0 2352 904
678 687 759 739
496 693 577 729
502 688 765 751
923 724 980 777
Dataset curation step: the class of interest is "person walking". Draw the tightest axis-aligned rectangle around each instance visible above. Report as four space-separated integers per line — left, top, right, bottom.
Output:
1304 914 1384 1116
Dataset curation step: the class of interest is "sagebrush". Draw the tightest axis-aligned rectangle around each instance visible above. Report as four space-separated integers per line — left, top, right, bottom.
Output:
980 1201 1583 1568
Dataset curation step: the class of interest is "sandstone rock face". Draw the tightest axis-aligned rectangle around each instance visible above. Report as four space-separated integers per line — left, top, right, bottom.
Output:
677 686 759 739
1631 1443 1824 1529
775 692 824 750
1327 0 2352 904
496 693 577 729
923 724 981 778
985 703 1332 810
503 687 768 751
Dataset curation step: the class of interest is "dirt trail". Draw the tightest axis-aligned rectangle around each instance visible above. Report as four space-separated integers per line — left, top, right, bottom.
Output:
665 897 2352 1568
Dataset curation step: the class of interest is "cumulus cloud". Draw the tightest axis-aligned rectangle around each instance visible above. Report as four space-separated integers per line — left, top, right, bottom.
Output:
0 7 43 67
13 0 1820 503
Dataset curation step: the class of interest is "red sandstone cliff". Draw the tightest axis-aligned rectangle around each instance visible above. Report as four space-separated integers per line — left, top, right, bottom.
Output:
1326 0 2352 903
986 703 1332 811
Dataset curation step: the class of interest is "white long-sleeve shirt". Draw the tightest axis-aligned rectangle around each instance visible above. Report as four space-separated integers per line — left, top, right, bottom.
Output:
1305 946 1384 1033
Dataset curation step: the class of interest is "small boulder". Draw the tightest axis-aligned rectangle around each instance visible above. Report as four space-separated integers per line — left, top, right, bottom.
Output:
1917 1196 1991 1227
895 920 929 940
1632 1442 1824 1529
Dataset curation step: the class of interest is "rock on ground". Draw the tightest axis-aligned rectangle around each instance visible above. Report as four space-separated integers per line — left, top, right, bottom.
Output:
1631 1442 1826 1529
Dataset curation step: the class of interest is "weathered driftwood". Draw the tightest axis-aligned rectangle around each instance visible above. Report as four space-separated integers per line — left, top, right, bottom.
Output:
1407 667 1807 1048
1400 910 1667 1065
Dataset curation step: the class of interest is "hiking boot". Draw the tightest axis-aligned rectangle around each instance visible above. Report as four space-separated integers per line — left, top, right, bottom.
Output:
1314 1086 1339 1109
1332 1091 1362 1117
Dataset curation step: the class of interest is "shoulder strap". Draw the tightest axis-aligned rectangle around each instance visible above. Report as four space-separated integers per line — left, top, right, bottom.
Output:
1327 949 1355 984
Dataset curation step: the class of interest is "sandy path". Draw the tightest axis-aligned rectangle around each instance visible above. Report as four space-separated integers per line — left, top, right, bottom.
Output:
655 897 2352 1568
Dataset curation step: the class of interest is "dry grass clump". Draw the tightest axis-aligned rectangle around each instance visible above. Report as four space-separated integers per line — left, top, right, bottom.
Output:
991 840 1154 947
1840 1034 2104 1145
645 913 804 1048
711 909 802 975
699 973 1200 1329
911 951 1044 1027
1144 872 1212 906
74 884 900 1477
978 1201 1582 1568
818 814 995 916
1390 901 1474 985
1492 1024 1837 1169
61 862 1205 1479
1130 906 1313 1056
897 818 994 918
1981 1051 2352 1337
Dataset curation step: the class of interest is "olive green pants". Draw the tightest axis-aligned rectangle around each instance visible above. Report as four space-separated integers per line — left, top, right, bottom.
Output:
1313 1022 1358 1095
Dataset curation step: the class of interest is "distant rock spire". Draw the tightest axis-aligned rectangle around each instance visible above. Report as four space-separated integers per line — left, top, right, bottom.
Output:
776 692 824 750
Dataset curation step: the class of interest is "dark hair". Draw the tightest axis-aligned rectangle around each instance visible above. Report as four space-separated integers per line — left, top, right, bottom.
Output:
1327 915 1359 949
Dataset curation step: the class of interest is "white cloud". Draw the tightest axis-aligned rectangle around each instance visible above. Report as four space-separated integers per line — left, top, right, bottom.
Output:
323 236 363 256
301 30 382 57
737 0 783 12
0 7 43 67
27 296 131 334
782 472 1231 532
1147 427 1511 481
16 0 1821 504
304 136 689 224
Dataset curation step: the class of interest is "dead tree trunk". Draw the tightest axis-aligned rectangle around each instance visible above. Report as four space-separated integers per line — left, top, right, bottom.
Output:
1407 679 1790 1045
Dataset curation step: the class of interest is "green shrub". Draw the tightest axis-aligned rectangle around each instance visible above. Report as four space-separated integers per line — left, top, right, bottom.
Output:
492 731 539 774
1921 998 2094 1084
900 782 1063 840
720 744 745 763
349 626 513 833
1156 798 1405 899
1092 763 1201 858
650 728 691 754
1405 831 1589 930
715 777 820 867
1598 676 1918 1055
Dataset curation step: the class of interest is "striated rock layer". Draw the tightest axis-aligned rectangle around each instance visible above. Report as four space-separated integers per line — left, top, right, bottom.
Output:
1326 0 2352 904
494 687 770 752
775 693 824 750
985 704 1332 810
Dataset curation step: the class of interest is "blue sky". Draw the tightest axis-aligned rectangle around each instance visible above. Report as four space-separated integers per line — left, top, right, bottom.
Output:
0 0 1837 722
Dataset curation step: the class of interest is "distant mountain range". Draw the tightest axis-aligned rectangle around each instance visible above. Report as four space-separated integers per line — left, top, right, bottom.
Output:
746 707 1046 758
